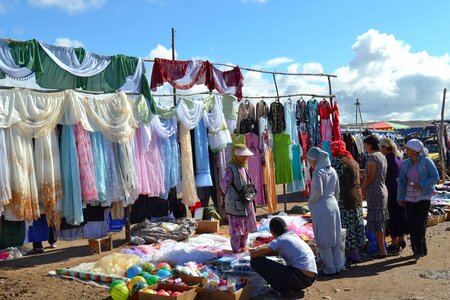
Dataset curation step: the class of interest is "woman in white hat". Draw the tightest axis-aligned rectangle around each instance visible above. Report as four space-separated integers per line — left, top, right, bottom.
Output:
220 144 257 253
397 139 439 260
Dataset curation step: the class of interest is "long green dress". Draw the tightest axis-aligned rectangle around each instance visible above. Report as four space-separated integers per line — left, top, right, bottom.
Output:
273 133 294 184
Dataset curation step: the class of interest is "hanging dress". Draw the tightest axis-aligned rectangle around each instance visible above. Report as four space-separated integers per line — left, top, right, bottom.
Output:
272 133 294 184
60 125 84 226
332 101 342 141
268 101 285 134
306 99 320 147
236 101 255 134
262 128 277 213
284 101 305 192
319 99 333 158
160 133 180 199
179 124 198 206
74 123 98 204
103 136 124 205
222 95 238 134
245 133 266 205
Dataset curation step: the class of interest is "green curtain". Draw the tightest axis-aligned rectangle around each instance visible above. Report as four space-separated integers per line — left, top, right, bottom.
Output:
8 39 157 114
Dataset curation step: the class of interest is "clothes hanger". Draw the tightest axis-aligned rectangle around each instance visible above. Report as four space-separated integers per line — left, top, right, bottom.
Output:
244 97 250 104
288 96 292 104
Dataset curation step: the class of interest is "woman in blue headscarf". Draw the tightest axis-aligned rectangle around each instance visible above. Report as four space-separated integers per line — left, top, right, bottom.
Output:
307 147 343 276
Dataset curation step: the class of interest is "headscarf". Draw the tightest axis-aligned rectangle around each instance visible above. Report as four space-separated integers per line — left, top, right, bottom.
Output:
307 147 331 172
406 139 429 156
231 143 250 167
379 138 402 158
330 140 353 159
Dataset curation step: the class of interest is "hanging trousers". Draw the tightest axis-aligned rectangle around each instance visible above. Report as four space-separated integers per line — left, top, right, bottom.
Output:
405 200 430 256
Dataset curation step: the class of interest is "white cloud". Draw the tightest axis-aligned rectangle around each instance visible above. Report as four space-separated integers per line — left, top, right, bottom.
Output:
54 37 84 48
28 0 106 13
334 29 450 123
145 44 176 60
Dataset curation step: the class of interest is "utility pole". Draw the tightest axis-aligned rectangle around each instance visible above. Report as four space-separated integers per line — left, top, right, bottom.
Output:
172 27 176 106
355 98 363 127
439 88 447 181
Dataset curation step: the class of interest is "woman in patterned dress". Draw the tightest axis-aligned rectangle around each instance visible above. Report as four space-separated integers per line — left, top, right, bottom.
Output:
361 135 389 258
330 141 365 263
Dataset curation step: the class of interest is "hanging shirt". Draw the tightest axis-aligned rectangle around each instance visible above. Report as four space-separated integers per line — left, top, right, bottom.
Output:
268 101 286 134
236 102 255 134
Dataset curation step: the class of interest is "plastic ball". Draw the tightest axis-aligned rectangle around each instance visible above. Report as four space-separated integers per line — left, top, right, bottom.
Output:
141 288 157 294
109 280 125 292
129 276 146 290
110 282 130 300
133 281 149 293
156 269 172 277
146 274 160 285
142 273 152 281
139 271 149 277
126 265 143 278
142 262 156 272
157 262 172 271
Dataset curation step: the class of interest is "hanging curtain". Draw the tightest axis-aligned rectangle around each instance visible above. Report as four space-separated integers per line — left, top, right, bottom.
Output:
39 42 111 77
150 58 244 99
103 136 124 206
0 88 21 128
151 114 177 139
203 94 231 152
90 131 107 205
0 129 11 215
34 130 63 229
194 119 213 187
60 125 84 226
4 128 39 222
117 140 140 206
176 98 203 129
0 40 33 79
179 124 198 206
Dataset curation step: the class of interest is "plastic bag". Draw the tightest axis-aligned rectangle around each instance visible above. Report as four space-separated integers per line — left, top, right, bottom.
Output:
90 253 140 276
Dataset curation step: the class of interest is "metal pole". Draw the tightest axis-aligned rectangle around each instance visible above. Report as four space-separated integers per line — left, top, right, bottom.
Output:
439 88 447 181
172 27 177 106
355 98 358 126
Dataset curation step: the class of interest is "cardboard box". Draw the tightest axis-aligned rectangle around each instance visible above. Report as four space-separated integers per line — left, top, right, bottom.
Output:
173 274 206 287
195 220 219 234
139 283 196 300
196 283 252 300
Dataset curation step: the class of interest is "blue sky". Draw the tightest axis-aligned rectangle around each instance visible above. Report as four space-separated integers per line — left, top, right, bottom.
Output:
1 0 450 122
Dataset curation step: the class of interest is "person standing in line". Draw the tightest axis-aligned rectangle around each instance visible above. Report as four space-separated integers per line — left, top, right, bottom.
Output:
380 138 407 254
220 144 257 253
307 147 343 275
361 135 389 259
330 140 365 263
397 139 439 260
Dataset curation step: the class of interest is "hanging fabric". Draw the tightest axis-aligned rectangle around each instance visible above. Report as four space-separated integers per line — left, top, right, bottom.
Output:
150 58 244 99
0 40 33 79
60 125 84 226
261 128 277 213
160 132 180 199
34 129 63 229
256 100 269 121
0 129 11 215
103 136 124 205
285 101 305 192
332 101 342 141
176 98 204 130
151 114 177 139
117 139 140 206
90 131 107 205
38 42 111 77
268 101 285 134
203 94 232 153
319 99 333 143
4 128 39 222
74 123 98 204
194 119 213 187
284 100 300 145
179 124 198 206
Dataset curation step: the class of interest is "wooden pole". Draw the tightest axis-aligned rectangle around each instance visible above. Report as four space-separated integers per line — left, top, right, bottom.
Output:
439 88 447 181
272 74 287 212
125 205 131 243
172 27 177 106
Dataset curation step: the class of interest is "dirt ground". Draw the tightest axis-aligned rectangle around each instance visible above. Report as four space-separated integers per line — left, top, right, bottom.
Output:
0 203 449 300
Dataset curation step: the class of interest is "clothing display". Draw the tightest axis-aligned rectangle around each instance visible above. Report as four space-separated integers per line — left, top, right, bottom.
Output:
296 99 308 125
245 133 266 205
256 100 269 121
284 100 299 145
268 101 285 134
287 145 306 192
306 99 320 147
263 149 278 213
272 134 294 184
0 129 11 215
179 125 198 206
222 95 238 133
